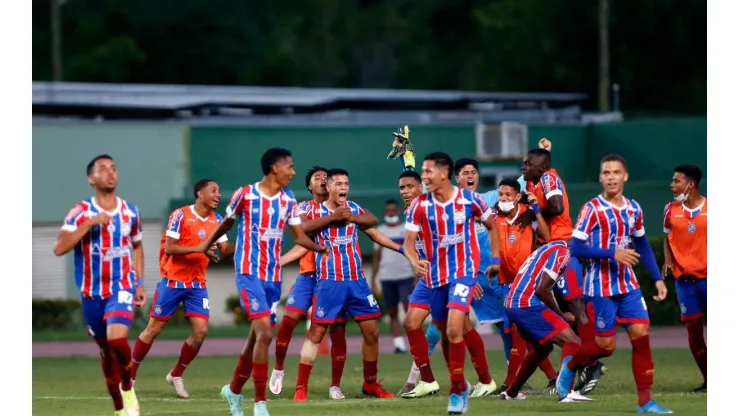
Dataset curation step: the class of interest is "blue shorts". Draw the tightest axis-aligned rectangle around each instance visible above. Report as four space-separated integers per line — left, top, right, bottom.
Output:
409 278 431 310
586 289 650 337
285 273 317 316
470 272 504 324
426 276 477 323
380 277 415 309
237 274 282 327
313 279 380 323
82 288 136 339
553 257 584 301
150 278 210 321
675 277 707 322
505 304 570 345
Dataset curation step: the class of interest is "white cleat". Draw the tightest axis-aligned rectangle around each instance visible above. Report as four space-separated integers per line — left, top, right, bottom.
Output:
400 380 440 398
498 391 526 400
166 372 190 398
119 384 140 416
565 390 594 402
470 381 497 397
329 386 345 400
269 369 285 396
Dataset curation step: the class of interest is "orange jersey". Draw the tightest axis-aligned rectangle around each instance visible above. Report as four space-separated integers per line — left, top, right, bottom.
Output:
296 200 320 275
663 199 707 279
496 205 538 284
526 168 573 242
160 205 227 285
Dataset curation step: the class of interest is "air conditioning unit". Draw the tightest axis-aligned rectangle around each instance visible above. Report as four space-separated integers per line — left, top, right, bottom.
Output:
475 121 529 160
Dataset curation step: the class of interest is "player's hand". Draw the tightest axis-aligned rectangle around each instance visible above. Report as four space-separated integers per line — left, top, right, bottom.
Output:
411 259 429 277
317 245 332 258
473 283 484 300
661 263 673 278
206 244 220 263
515 209 536 230
90 212 111 227
332 206 352 221
538 138 552 151
485 264 499 278
563 312 576 324
653 280 668 302
614 249 640 266
134 285 147 308
525 191 538 205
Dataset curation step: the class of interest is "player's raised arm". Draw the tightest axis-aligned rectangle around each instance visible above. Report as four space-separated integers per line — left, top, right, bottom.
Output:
53 204 109 256
280 244 309 266
526 191 550 241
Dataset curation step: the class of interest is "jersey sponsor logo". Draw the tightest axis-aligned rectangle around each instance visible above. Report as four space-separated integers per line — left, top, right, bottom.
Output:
439 233 464 248
91 244 130 260
331 235 354 246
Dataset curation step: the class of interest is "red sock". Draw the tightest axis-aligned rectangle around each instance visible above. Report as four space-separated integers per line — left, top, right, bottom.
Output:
252 362 268 403
448 341 466 395
505 329 527 385
537 354 558 380
274 316 298 371
463 329 492 384
507 344 551 397
363 360 378 383
99 345 124 410
229 354 253 394
687 321 707 381
441 339 451 368
170 342 200 377
407 328 436 383
631 335 654 407
131 337 152 379
568 343 613 371
296 362 313 390
578 320 597 344
108 338 133 391
329 326 347 387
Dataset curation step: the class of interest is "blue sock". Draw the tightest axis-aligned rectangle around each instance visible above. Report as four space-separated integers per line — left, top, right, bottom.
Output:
425 324 441 356
494 321 512 362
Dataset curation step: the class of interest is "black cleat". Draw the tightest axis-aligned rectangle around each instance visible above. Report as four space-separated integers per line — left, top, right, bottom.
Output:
578 361 607 396
690 381 707 393
493 383 508 395
544 378 557 396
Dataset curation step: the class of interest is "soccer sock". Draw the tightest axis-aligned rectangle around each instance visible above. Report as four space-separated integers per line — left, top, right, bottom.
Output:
631 335 654 407
108 338 133 391
363 360 378 384
687 321 707 381
229 353 253 394
170 341 200 377
99 346 124 411
274 316 298 371
577 319 599 365
407 362 421 384
448 340 466 395
495 321 513 361
252 362 268 403
537 355 558 380
441 339 451 368
406 328 436 383
329 326 347 387
506 344 549 397
505 329 527 385
131 337 152 380
464 329 493 384
425 324 441 356
296 362 313 390
567 342 612 371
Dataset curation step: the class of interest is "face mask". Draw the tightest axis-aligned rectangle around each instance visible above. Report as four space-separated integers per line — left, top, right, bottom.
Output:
674 184 692 202
498 201 516 213
385 215 400 224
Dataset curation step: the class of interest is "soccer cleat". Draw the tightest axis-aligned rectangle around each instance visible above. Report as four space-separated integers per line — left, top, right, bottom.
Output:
400 380 440 398
577 361 607 396
544 378 557 396
329 386 345 400
461 381 471 413
166 372 190 398
362 380 396 398
447 393 464 414
398 382 417 396
113 411 125 416
520 382 535 394
493 383 508 395
565 390 594 402
556 357 576 401
470 380 497 397
254 401 270 416
118 384 139 416
269 369 284 396
498 391 526 400
293 387 308 402
220 384 244 416
636 400 674 414
690 381 707 393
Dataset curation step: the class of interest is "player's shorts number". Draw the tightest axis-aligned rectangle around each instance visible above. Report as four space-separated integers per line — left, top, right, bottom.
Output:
556 278 566 289
453 283 470 298
117 291 134 305
270 301 279 315
202 298 210 310
367 294 378 307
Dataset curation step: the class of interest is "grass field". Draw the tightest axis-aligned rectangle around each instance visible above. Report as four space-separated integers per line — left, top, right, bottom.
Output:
33 348 706 416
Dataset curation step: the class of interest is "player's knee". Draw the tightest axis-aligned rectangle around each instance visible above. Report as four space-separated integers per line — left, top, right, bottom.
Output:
256 330 273 345
445 325 463 342
308 325 327 343
300 338 319 363
191 326 208 344
595 336 617 353
361 323 379 344
628 323 650 339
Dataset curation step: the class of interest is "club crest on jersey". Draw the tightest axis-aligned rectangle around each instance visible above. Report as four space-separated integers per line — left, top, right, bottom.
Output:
453 210 466 224
267 207 275 215
251 298 260 311
287 294 295 305
107 224 116 233
316 306 325 318
628 215 636 229
154 304 162 315
687 223 697 235
680 303 687 314
121 222 131 236
198 228 206 239
508 232 517 244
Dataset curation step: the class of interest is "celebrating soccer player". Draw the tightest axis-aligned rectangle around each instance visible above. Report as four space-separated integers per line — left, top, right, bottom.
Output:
130 179 234 398
663 164 707 393
53 154 146 416
198 148 330 416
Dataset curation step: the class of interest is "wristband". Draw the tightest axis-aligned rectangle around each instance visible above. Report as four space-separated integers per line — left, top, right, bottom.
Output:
397 245 405 254
136 277 144 286
530 202 541 215
490 257 500 266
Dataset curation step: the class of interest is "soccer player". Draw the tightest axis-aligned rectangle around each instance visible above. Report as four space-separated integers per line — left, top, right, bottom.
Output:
403 152 501 414
292 168 398 401
53 154 146 416
566 154 673 413
130 179 234 398
270 166 378 399
198 148 330 416
663 164 707 393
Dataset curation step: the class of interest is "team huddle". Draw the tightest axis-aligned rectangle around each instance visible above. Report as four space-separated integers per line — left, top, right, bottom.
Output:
53 133 707 416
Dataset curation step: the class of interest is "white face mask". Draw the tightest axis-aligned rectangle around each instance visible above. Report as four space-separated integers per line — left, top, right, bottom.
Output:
385 215 400 224
674 184 692 202
498 201 516 213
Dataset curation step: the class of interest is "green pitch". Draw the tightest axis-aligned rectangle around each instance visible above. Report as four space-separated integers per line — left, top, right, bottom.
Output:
33 349 706 416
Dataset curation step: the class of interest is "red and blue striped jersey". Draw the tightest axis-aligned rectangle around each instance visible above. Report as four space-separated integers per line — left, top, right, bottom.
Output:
405 188 491 288
505 240 571 308
61 197 142 299
306 201 366 281
572 195 645 297
225 183 301 282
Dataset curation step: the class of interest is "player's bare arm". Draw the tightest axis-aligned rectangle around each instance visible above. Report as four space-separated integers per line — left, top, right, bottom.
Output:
363 228 401 252
280 244 309 266
371 242 382 290
289 224 330 255
164 236 203 256
132 239 147 307
403 230 428 277
217 241 236 258
351 211 380 228
301 206 350 234
662 236 674 277
481 215 502 280
197 217 234 252
52 212 109 256
535 272 574 323
542 194 565 218
528 191 551 241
